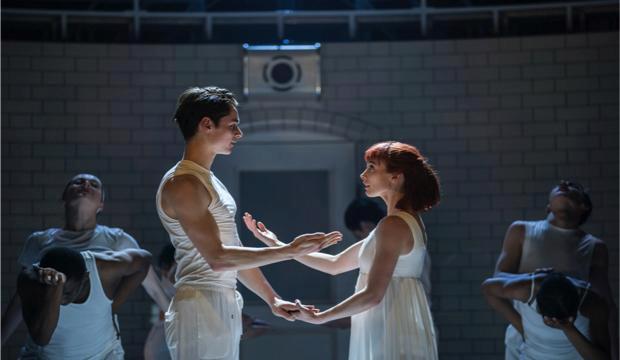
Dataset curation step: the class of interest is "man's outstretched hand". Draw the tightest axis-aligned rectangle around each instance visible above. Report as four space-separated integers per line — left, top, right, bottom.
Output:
288 231 342 256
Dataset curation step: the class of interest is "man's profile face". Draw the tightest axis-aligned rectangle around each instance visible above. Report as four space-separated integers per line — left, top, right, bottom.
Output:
208 106 243 155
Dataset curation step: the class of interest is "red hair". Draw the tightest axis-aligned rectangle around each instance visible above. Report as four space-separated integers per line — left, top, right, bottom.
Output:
364 141 440 212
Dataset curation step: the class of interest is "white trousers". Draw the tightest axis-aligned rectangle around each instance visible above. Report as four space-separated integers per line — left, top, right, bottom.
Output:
165 286 243 360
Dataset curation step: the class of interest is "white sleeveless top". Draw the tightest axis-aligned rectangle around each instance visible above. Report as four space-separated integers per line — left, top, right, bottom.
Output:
156 160 241 290
518 220 596 281
517 276 591 360
22 251 121 359
358 211 427 278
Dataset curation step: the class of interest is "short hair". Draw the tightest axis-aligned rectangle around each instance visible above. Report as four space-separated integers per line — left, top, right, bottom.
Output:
173 87 239 140
344 198 385 232
158 243 176 270
365 141 441 212
549 180 592 225
536 272 580 320
61 174 105 203
39 247 87 283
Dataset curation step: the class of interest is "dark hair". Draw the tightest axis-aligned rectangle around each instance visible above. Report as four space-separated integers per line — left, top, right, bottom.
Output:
364 141 440 212
158 243 176 270
62 174 105 203
39 247 87 283
536 273 580 320
344 198 385 232
173 86 238 140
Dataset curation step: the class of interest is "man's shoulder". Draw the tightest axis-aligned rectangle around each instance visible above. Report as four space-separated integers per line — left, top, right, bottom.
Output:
587 235 608 262
26 228 61 245
162 173 213 208
513 220 541 227
584 233 603 244
508 220 545 237
96 224 124 236
505 220 530 236
95 225 140 249
164 173 209 194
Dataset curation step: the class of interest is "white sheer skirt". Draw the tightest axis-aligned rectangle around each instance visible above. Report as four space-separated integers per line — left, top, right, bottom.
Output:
349 274 438 360
164 286 243 360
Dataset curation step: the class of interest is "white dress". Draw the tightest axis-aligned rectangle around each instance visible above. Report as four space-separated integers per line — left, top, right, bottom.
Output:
349 211 438 360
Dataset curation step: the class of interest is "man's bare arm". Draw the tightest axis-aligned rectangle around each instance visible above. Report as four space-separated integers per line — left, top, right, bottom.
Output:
237 268 297 321
481 273 534 335
553 292 611 360
494 221 526 275
588 240 618 360
162 175 340 271
243 213 359 276
1 291 24 345
96 249 152 312
17 269 64 346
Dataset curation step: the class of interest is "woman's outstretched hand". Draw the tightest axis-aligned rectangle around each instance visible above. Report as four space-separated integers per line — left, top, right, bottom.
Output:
243 212 280 246
244 212 343 255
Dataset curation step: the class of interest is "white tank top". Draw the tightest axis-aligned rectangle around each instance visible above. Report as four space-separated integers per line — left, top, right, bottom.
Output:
358 211 428 278
518 220 596 280
517 276 591 360
156 160 241 290
22 251 120 359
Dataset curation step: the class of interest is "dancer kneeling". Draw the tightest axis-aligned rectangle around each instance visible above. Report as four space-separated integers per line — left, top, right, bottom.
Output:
18 247 151 359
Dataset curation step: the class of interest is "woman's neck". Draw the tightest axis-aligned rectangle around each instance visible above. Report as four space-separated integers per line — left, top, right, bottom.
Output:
382 191 410 215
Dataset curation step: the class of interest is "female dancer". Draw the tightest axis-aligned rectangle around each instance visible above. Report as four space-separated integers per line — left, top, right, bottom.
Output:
244 141 440 359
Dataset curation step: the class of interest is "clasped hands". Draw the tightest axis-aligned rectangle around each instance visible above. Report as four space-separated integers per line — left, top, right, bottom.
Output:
243 212 339 325
270 298 326 324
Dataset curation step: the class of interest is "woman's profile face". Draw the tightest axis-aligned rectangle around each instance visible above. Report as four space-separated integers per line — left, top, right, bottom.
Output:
360 160 392 197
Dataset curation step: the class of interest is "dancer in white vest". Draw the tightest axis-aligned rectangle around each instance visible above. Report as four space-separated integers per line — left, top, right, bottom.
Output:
156 86 341 360
18 247 151 359
2 173 172 348
482 271 611 360
493 180 617 359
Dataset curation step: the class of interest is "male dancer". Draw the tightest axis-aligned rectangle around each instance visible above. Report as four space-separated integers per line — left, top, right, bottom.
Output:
156 86 341 359
2 173 171 345
494 180 617 359
482 271 610 359
18 247 151 359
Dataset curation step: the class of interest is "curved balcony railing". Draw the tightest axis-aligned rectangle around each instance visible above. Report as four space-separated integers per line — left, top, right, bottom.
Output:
2 0 617 42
